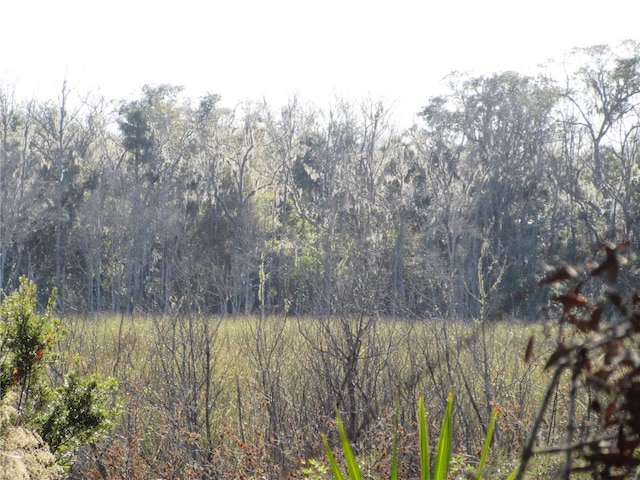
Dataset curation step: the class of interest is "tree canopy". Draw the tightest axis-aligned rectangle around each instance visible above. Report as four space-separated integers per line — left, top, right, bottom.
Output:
1 41 640 319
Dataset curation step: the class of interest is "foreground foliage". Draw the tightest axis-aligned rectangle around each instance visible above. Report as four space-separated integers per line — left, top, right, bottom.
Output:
0 277 119 469
322 393 502 480
516 242 640 479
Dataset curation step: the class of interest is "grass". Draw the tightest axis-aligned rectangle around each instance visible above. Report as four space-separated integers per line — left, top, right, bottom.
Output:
56 313 566 479
322 393 506 480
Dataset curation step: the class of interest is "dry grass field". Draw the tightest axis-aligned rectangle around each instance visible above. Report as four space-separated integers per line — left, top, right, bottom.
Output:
57 313 570 479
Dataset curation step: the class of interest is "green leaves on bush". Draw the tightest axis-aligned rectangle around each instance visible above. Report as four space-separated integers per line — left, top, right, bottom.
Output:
0 276 62 409
37 372 119 457
0 276 120 464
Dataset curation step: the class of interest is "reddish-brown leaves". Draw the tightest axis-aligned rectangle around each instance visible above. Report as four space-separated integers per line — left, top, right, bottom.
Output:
544 342 571 370
553 292 587 311
531 242 640 477
524 335 535 363
566 305 602 332
538 264 579 285
590 242 623 284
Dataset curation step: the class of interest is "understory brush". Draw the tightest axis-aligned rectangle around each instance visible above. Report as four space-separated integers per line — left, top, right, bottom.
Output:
58 311 559 478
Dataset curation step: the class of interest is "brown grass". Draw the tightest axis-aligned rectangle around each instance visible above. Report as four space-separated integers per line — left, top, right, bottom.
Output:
56 314 567 479
0 398 63 480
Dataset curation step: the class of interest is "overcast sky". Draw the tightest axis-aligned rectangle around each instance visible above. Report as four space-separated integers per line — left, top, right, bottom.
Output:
2 0 639 126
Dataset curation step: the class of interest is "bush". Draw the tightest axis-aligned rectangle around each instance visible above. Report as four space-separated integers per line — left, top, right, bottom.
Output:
0 277 120 468
37 371 119 458
0 276 62 411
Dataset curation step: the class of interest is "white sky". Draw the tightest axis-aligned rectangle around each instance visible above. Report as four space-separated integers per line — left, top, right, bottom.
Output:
2 0 639 126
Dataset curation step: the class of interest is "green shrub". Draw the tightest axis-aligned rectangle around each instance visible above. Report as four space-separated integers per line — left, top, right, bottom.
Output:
0 276 120 466
0 276 62 411
36 371 119 457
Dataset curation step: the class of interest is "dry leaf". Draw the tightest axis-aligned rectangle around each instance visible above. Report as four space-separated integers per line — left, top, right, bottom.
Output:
554 293 587 311
538 264 578 285
525 335 535 363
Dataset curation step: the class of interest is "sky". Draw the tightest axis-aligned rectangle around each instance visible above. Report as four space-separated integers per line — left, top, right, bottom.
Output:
2 0 639 127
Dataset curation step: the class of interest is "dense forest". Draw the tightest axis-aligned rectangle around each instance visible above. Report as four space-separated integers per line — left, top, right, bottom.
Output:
2 41 640 319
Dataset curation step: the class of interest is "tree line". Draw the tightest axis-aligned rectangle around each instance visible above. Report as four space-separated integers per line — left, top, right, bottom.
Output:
1 41 640 318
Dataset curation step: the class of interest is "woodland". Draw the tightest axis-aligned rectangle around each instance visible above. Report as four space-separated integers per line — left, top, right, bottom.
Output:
1 41 640 319
1 41 640 479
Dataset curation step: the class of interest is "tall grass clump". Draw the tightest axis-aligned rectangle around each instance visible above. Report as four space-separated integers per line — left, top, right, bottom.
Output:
322 393 506 480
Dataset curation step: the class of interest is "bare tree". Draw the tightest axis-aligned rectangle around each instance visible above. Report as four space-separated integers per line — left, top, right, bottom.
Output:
559 41 640 239
0 84 49 293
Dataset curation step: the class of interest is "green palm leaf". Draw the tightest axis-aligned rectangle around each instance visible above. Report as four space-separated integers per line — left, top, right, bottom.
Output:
419 396 430 480
475 407 498 479
433 392 454 480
